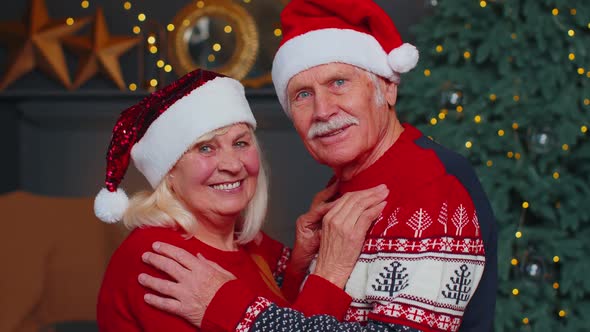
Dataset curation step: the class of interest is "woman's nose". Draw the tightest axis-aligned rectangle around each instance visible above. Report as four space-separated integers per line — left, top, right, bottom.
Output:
217 151 242 173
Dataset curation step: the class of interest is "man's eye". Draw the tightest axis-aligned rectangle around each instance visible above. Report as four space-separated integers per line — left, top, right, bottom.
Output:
334 79 345 87
235 141 249 148
296 91 311 99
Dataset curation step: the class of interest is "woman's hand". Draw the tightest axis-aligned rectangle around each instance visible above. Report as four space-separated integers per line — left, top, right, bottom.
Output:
138 242 236 327
290 181 340 273
313 184 389 288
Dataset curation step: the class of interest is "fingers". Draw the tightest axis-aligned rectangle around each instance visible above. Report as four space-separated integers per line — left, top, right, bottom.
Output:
152 242 199 271
311 180 340 207
324 184 388 229
138 273 182 299
300 201 335 226
332 184 387 215
143 293 183 315
296 201 335 235
142 251 188 282
346 188 388 228
357 201 387 232
196 253 237 280
312 185 388 289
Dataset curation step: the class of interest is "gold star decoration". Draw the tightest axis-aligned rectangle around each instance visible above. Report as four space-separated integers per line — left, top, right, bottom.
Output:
0 0 90 90
63 7 140 90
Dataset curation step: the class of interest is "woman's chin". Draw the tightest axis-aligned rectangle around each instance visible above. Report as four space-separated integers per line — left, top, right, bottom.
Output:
215 203 250 218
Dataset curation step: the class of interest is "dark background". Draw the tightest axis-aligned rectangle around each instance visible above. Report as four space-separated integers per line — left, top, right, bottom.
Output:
0 0 428 245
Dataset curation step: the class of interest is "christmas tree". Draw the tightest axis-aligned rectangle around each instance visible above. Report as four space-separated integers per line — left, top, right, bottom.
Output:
396 0 589 331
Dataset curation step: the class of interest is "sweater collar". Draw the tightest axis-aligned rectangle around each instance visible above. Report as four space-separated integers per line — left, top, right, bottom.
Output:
337 123 422 194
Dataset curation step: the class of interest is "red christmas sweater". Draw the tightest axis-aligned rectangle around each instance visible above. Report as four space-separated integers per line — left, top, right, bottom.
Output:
337 124 490 331
226 124 496 332
97 227 351 332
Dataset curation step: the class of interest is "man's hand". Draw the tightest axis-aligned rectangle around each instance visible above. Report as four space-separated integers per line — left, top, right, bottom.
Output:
290 181 340 273
313 184 388 288
138 242 236 327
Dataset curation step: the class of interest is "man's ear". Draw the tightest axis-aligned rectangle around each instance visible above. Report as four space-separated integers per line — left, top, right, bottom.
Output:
385 81 398 107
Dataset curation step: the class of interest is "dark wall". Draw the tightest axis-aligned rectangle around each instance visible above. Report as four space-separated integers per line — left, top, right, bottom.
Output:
0 0 427 245
0 103 19 193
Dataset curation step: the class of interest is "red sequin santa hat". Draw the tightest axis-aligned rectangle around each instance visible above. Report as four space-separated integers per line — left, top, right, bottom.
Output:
94 69 256 223
272 0 419 111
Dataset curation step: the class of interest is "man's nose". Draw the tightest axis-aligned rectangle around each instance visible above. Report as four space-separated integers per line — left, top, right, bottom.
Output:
312 91 338 121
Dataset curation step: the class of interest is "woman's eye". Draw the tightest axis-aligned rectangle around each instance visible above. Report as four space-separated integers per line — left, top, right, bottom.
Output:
235 140 249 148
198 145 213 153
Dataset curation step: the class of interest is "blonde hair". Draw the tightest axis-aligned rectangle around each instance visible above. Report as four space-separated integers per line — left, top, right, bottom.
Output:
123 125 268 244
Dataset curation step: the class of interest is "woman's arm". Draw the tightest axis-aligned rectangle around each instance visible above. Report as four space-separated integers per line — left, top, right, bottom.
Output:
98 228 216 332
138 248 236 329
138 239 353 329
139 185 389 330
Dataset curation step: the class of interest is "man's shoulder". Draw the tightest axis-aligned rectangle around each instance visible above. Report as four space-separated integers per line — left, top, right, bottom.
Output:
404 127 488 205
408 128 496 237
394 125 477 189
407 132 482 194
411 133 476 177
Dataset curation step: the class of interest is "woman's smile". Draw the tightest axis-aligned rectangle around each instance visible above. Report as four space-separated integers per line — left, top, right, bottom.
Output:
210 180 242 191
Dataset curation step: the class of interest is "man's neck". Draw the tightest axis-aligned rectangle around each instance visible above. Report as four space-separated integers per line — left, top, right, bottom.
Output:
336 119 404 181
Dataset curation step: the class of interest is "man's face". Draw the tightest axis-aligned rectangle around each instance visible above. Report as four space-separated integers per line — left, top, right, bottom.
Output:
286 63 396 168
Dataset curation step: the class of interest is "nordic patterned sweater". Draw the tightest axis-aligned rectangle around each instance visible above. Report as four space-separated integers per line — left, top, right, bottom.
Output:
212 124 497 332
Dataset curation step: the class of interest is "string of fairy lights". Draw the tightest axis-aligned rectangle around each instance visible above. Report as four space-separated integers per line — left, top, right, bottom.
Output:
65 0 284 91
421 2 588 326
125 0 170 91
125 0 283 90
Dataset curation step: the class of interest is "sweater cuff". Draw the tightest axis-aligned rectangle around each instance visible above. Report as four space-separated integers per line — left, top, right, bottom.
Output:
202 279 257 332
281 263 307 303
292 274 352 319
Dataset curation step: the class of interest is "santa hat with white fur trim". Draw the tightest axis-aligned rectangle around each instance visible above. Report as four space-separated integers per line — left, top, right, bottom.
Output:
272 0 419 111
94 69 256 223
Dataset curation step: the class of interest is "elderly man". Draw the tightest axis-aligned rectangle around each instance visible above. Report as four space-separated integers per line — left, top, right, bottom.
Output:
138 0 497 331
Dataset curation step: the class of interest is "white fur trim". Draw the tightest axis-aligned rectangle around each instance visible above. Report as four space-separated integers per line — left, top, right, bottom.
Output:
94 187 129 223
272 29 395 111
131 77 256 188
388 43 419 73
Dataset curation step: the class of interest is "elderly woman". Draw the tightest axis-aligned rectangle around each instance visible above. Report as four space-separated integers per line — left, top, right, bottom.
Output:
94 69 388 331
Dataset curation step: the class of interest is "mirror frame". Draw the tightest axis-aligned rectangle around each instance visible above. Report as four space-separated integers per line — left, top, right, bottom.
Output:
241 0 290 88
168 0 259 80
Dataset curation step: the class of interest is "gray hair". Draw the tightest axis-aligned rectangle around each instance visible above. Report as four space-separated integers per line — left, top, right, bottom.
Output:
286 66 395 114
365 70 387 107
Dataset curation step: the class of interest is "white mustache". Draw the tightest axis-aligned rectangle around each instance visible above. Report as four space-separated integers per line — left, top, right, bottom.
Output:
307 115 360 139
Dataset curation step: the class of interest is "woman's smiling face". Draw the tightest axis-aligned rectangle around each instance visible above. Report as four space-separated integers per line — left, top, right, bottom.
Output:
168 123 260 222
